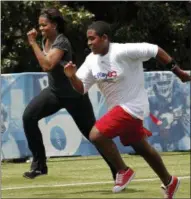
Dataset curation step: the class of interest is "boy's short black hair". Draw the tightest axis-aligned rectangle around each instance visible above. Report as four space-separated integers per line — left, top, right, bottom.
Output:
88 21 111 40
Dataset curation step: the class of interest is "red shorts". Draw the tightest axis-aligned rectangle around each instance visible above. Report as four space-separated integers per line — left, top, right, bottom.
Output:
95 106 152 146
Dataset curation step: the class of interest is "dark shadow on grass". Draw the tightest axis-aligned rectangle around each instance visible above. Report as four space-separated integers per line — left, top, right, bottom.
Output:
33 187 144 197
64 188 144 195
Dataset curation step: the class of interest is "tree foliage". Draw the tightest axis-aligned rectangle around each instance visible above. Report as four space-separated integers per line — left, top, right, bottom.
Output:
74 1 190 70
1 1 190 73
111 2 190 70
1 1 94 73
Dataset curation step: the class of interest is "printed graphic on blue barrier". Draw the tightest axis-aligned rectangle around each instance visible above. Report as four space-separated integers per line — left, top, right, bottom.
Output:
1 72 190 159
144 72 190 152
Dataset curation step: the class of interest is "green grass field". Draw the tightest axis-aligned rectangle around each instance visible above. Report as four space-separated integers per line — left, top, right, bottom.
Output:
1 152 190 198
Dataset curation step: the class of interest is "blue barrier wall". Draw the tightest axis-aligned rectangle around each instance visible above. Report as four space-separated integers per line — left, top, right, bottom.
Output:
1 72 190 159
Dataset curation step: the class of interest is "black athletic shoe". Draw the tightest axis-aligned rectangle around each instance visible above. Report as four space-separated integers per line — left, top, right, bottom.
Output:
23 167 48 179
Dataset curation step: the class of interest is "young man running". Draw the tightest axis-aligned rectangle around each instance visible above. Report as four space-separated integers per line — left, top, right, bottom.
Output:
63 21 191 198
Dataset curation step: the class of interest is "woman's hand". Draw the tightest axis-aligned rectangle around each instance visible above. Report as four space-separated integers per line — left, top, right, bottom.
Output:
27 28 38 45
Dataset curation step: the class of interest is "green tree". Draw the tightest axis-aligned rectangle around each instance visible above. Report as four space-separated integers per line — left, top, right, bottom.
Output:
1 1 94 73
112 2 190 70
69 1 190 70
1 1 190 73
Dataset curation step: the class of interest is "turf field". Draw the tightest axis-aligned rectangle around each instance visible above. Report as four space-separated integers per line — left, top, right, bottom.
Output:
1 152 190 198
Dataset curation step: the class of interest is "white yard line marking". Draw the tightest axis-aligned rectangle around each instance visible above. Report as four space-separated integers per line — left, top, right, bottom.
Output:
2 176 190 191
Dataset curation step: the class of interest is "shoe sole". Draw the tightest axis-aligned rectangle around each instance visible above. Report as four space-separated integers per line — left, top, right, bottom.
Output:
23 173 47 179
112 172 136 193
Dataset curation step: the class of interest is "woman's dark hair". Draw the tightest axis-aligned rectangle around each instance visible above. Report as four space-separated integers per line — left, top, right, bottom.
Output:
40 8 66 34
88 21 111 40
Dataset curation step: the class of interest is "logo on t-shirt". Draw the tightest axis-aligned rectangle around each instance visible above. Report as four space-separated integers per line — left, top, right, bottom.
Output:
94 71 117 81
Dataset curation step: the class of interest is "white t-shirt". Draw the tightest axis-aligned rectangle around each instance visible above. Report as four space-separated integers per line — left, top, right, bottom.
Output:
76 42 158 120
